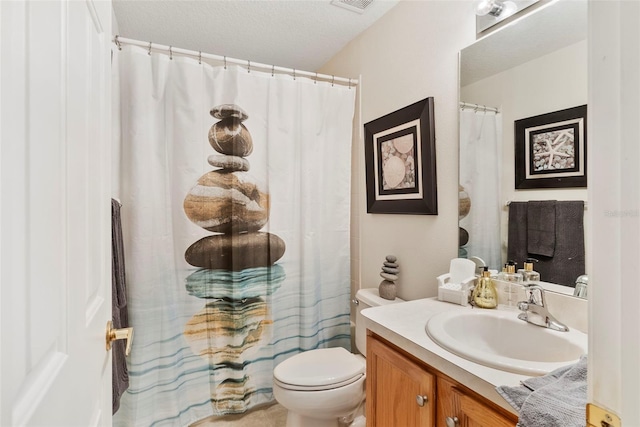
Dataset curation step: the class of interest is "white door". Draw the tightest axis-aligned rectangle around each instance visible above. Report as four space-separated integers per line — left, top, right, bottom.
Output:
589 1 640 425
0 0 113 426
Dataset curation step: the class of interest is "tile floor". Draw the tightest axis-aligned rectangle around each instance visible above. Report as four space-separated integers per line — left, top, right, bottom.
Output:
191 403 288 427
191 401 364 426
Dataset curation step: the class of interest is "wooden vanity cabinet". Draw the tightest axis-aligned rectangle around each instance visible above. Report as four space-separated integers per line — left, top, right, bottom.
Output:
366 335 436 426
367 333 517 427
437 376 516 427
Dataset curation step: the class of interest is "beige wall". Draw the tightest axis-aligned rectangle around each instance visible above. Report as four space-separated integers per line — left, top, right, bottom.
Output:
319 1 476 301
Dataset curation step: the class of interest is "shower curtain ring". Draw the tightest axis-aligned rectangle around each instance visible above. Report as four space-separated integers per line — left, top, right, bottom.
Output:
224 56 227 70
314 72 318 84
293 69 296 80
348 78 351 89
148 42 152 56
169 46 173 60
114 35 122 50
247 60 251 73
271 65 275 77
331 75 335 87
198 51 202 65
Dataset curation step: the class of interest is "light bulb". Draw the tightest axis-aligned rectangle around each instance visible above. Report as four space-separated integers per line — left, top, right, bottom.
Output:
500 1 518 18
475 0 504 17
475 0 519 18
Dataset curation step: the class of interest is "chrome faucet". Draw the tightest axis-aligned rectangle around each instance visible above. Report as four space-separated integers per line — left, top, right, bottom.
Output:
517 284 569 332
573 274 588 299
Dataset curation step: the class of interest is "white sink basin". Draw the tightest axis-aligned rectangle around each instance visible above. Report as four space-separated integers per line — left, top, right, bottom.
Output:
426 308 587 376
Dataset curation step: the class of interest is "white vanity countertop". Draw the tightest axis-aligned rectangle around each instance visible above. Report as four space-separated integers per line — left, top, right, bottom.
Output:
362 298 529 415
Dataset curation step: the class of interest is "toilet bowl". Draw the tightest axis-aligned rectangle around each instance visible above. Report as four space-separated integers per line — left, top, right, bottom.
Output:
272 288 403 427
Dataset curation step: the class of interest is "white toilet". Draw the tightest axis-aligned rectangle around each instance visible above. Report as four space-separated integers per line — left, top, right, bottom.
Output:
273 288 403 427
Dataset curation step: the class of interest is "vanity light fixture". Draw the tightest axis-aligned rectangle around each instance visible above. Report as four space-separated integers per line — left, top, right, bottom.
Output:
475 0 517 18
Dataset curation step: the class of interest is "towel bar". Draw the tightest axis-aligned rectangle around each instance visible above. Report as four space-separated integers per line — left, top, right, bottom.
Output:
504 200 587 209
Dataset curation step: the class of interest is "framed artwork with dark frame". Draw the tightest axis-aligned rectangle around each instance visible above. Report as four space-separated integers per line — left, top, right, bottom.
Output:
364 97 437 215
515 105 587 189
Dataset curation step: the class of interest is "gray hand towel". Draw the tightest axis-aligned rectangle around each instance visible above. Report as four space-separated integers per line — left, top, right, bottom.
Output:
496 355 587 427
112 198 129 414
527 201 556 257
508 200 585 286
507 202 529 265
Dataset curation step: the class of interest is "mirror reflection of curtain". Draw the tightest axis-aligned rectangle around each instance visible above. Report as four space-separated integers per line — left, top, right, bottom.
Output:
459 109 502 270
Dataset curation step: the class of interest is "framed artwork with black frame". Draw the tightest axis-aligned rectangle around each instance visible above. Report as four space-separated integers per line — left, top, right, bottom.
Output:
515 105 587 189
364 97 437 215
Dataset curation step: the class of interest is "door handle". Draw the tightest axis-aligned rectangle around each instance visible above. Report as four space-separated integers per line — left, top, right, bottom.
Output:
106 321 134 356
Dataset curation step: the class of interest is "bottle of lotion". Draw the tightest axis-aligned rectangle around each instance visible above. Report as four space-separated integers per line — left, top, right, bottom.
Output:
518 258 540 283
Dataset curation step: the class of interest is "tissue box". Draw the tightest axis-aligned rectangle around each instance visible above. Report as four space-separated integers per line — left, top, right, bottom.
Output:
437 283 469 306
436 259 476 306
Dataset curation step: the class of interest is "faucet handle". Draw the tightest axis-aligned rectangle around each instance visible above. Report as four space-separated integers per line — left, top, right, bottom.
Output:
517 301 529 311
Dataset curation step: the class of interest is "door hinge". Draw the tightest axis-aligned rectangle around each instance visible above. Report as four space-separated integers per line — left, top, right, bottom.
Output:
587 403 621 427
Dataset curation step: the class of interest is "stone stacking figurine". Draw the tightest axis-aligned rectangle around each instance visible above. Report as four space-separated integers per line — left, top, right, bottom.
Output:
183 104 286 270
379 255 399 300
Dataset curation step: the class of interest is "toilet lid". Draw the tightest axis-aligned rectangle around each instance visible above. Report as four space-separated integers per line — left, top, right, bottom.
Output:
273 347 365 391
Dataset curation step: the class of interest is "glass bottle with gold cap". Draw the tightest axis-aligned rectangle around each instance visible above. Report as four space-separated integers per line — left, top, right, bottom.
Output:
495 261 522 306
502 261 523 283
472 266 498 309
518 258 540 283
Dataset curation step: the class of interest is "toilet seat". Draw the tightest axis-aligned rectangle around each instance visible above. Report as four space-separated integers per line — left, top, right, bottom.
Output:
273 347 365 391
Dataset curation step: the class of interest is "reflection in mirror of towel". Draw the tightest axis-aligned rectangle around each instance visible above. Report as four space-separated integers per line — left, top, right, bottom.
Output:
507 201 585 287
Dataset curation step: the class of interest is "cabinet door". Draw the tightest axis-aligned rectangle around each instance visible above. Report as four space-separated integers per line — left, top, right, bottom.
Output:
437 377 516 427
367 335 435 427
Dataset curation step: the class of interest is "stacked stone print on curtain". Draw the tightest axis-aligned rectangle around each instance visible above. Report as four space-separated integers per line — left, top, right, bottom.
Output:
112 46 356 427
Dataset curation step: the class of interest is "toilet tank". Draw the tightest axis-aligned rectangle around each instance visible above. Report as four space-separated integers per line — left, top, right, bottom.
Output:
354 288 404 356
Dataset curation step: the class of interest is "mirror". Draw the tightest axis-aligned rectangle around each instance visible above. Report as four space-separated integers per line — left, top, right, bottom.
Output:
458 0 588 293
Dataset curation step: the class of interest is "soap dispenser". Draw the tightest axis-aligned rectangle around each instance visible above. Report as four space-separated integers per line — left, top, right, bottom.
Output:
472 267 498 309
518 258 540 283
495 261 522 306
503 261 523 283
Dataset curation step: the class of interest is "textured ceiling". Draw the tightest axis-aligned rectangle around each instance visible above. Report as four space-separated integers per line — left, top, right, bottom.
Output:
113 0 399 72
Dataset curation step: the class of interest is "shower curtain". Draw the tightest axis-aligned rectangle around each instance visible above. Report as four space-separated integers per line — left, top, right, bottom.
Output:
459 109 502 270
112 45 356 427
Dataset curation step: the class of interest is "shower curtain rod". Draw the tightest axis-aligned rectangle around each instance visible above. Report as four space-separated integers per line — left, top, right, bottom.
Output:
459 102 499 113
113 36 359 87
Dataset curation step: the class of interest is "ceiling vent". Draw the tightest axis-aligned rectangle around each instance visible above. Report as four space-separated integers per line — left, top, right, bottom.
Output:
330 0 374 14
